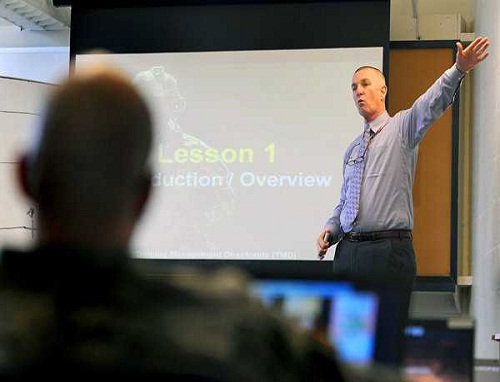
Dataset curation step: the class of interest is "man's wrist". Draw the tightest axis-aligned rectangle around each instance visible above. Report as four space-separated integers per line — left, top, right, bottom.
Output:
455 63 467 75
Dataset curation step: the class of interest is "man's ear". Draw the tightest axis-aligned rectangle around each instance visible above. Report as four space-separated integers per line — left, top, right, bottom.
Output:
17 155 35 200
380 85 388 101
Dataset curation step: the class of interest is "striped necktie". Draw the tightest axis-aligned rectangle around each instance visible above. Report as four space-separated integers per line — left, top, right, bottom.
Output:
342 123 371 232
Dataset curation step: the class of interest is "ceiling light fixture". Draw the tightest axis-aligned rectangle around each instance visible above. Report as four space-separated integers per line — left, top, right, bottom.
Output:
0 0 70 31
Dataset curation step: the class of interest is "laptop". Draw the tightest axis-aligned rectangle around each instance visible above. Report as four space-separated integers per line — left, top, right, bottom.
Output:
402 317 475 382
249 277 408 368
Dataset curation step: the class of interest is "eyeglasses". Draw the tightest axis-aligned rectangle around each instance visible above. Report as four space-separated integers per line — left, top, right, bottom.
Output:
346 155 365 166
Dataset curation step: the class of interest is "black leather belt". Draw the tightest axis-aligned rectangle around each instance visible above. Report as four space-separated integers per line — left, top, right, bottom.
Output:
343 230 412 242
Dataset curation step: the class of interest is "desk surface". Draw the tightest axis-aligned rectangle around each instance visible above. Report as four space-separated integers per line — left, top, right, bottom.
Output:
475 362 500 382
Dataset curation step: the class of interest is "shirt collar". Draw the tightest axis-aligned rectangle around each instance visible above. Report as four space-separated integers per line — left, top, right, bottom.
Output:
366 111 390 134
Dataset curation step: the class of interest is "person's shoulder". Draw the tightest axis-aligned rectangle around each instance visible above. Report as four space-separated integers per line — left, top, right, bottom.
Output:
144 266 348 381
164 265 250 294
0 246 47 286
145 265 263 313
132 265 257 316
342 363 404 382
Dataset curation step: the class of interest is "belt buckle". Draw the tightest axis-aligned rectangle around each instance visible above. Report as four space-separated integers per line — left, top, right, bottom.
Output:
348 232 362 242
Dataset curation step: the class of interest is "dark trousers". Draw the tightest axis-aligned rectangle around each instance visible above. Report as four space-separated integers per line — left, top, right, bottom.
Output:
333 237 416 315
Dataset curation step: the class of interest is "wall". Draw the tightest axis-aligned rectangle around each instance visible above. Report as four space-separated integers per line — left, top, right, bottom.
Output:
0 25 69 83
390 0 475 40
471 0 500 361
391 0 474 28
0 76 52 249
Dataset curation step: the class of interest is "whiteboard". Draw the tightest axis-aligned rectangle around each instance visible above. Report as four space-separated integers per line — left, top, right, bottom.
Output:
0 77 54 248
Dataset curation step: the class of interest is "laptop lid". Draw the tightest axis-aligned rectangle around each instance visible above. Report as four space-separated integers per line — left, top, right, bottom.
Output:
249 277 407 368
402 317 475 382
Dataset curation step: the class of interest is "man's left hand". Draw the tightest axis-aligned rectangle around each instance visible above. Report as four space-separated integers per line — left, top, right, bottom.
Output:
456 36 490 73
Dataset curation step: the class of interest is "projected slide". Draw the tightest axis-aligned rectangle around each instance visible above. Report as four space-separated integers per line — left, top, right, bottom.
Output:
76 47 382 260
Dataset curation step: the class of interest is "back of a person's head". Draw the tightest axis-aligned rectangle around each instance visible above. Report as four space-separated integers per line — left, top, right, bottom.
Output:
26 65 152 239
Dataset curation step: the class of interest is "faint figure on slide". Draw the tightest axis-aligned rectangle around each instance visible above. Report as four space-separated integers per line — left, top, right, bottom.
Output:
134 66 235 253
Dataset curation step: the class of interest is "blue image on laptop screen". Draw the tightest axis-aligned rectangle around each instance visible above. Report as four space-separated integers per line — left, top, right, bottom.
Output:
250 280 379 366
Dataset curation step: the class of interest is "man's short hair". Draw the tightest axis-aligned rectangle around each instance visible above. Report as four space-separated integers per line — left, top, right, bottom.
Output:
27 66 153 229
354 65 386 84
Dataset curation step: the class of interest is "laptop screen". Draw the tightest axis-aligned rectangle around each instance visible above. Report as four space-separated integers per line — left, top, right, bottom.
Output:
250 278 403 367
402 318 475 382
